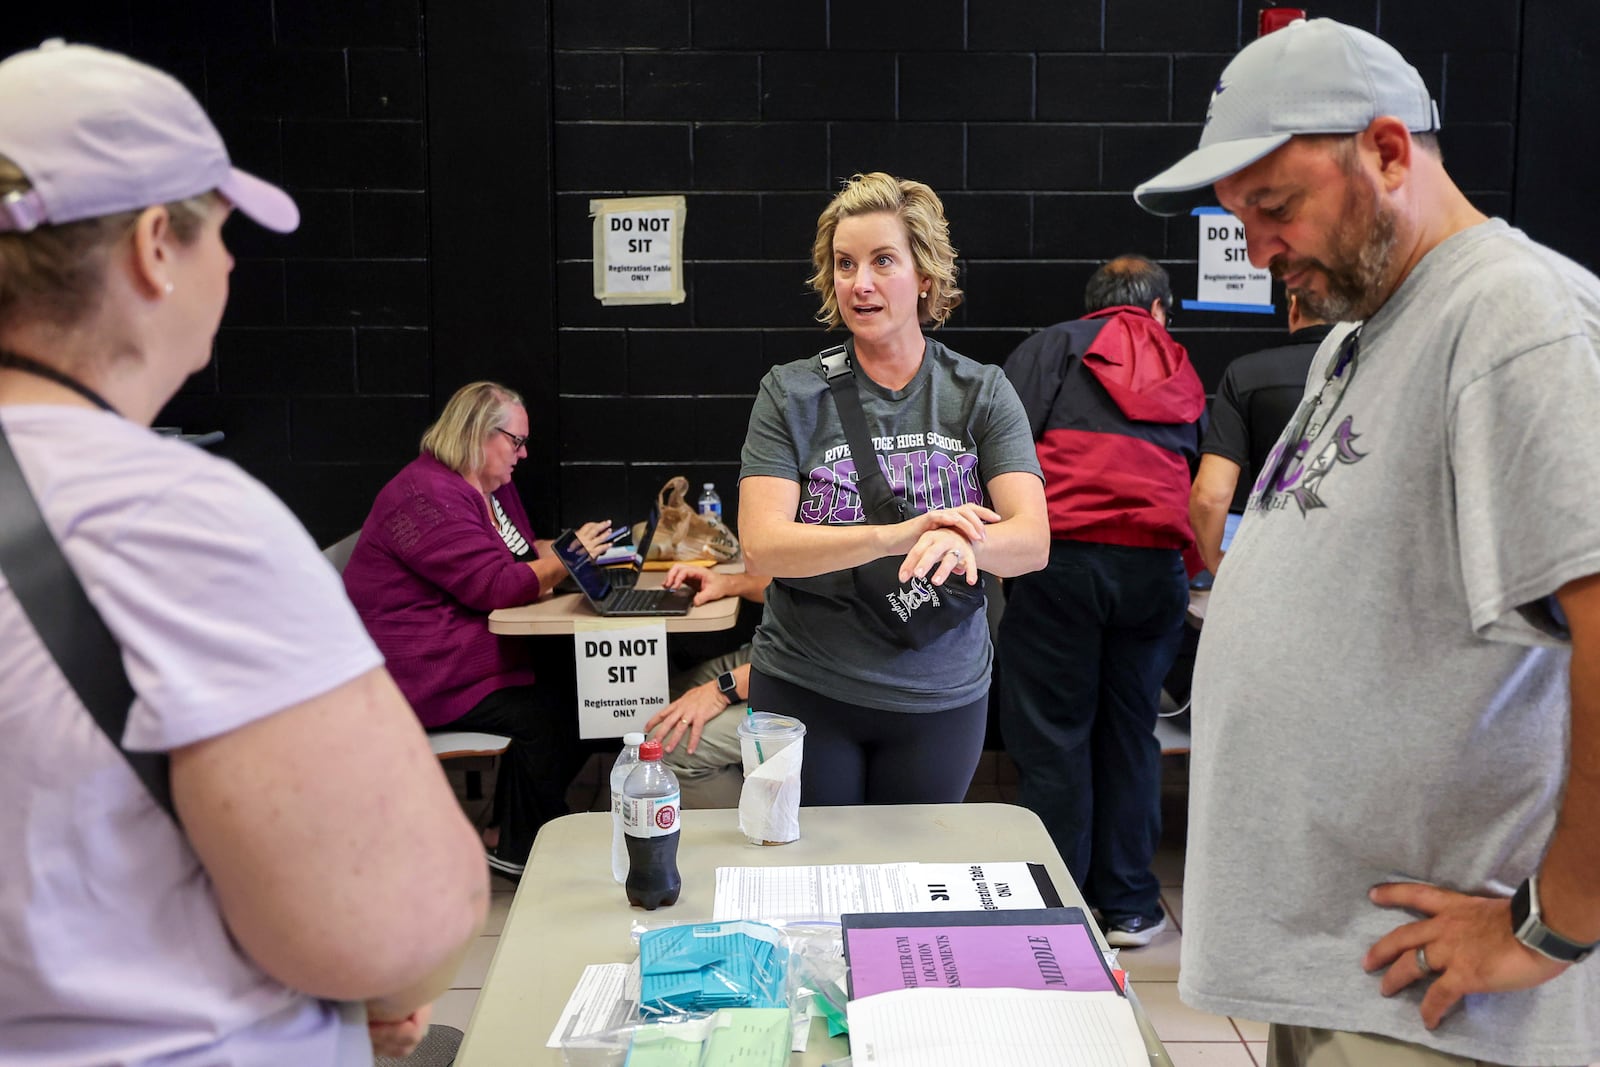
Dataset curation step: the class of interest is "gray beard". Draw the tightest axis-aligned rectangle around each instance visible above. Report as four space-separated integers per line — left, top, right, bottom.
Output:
1292 197 1401 323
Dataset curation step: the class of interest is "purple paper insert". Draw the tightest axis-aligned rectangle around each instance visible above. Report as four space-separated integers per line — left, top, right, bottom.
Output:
846 922 1116 1000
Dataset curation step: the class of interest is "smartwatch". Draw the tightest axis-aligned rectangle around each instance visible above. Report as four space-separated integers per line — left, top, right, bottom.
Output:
1511 874 1596 963
716 671 740 706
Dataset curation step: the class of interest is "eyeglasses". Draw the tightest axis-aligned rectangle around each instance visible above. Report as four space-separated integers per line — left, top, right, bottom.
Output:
1256 326 1362 504
495 427 528 450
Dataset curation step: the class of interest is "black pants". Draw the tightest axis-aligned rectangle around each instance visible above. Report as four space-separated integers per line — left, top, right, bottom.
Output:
433 682 590 864
748 669 989 806
996 540 1187 924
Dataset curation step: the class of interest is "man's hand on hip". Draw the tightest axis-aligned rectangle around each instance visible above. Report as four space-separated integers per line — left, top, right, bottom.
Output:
1364 881 1569 1029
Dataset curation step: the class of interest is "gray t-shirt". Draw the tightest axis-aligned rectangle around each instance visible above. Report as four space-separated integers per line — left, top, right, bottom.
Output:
1185 220 1600 1063
740 337 1042 711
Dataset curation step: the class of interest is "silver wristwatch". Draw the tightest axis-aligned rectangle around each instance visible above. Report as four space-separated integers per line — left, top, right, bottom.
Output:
716 670 740 706
1511 874 1596 963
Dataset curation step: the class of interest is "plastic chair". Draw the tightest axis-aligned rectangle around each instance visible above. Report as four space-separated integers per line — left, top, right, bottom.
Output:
428 731 512 802
322 530 360 573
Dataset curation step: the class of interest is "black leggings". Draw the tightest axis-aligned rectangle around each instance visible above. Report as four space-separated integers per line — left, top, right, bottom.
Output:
747 669 988 806
432 683 590 863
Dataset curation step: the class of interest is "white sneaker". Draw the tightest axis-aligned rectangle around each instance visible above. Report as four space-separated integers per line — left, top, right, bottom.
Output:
1104 912 1168 948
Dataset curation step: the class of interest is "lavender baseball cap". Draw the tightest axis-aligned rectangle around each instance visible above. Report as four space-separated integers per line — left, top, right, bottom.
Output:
0 39 298 234
1133 19 1439 216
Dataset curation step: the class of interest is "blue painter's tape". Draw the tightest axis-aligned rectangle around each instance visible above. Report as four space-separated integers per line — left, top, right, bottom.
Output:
1182 299 1277 315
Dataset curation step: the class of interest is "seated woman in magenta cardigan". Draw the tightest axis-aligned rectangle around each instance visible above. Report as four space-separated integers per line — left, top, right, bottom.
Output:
343 381 613 878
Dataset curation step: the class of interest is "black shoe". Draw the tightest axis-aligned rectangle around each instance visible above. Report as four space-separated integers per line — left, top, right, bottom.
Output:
1104 911 1168 948
485 845 525 882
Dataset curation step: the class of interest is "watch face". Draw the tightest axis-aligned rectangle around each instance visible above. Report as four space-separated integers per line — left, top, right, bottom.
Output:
1512 878 1532 928
1512 876 1596 963
717 672 738 696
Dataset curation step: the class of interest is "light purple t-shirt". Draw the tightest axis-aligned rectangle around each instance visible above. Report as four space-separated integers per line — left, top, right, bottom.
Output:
0 406 382 1066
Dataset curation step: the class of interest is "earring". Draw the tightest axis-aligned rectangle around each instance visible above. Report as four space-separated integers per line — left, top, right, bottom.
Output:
919 290 928 299
163 281 175 295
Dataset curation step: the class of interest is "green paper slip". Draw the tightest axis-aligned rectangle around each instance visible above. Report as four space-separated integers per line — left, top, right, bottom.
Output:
702 1008 791 1067
624 1008 790 1067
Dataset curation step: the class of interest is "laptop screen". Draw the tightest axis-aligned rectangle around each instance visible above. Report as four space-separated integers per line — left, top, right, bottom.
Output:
635 508 659 563
552 531 613 602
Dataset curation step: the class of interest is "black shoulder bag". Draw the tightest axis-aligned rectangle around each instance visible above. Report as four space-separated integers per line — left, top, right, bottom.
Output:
820 344 986 650
0 416 176 821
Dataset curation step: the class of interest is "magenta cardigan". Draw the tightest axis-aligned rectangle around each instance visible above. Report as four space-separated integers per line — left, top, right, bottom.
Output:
343 453 545 728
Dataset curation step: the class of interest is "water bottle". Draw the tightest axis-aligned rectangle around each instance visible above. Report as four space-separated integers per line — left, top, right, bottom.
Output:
622 740 682 910
696 482 722 520
610 731 646 883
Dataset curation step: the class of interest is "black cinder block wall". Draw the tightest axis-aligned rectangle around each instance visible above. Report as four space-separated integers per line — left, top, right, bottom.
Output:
1 0 1590 543
547 0 1541 529
2 2 434 544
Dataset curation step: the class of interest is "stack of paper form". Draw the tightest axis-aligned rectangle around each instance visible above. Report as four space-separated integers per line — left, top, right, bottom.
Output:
847 987 1149 1067
712 860 1060 923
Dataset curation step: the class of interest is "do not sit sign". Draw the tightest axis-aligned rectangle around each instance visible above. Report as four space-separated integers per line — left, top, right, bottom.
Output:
573 619 670 739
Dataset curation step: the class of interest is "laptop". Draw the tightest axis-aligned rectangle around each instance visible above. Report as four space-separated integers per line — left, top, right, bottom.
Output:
552 526 694 617
605 508 663 590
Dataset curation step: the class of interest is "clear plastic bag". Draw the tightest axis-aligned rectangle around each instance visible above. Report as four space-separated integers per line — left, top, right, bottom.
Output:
558 919 833 1066
637 920 788 1015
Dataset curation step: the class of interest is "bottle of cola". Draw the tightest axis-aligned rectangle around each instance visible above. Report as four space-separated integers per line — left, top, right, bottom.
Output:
622 740 681 910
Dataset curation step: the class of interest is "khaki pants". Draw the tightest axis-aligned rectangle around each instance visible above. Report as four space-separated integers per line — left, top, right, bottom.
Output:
1267 1024 1578 1067
662 648 747 808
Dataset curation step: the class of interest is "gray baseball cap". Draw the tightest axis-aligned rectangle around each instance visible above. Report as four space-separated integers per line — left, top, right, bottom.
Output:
1134 19 1439 217
0 40 298 234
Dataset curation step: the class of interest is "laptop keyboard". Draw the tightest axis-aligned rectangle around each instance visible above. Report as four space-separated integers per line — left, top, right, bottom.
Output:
606 586 692 614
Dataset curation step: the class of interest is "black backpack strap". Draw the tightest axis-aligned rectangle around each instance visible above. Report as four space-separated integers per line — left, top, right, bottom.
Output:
0 416 175 821
820 343 909 525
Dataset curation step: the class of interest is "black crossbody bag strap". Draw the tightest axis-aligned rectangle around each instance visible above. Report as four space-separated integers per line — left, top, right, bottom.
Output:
0 417 176 821
820 343 909 525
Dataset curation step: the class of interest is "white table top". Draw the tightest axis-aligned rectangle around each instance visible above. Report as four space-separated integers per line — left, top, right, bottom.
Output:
454 803 1172 1066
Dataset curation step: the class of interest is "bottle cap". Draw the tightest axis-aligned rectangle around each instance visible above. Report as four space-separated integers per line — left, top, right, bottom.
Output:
639 740 664 761
702 482 715 490
623 731 645 745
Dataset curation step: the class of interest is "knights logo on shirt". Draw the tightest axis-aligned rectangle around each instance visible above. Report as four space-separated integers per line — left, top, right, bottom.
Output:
1251 415 1369 516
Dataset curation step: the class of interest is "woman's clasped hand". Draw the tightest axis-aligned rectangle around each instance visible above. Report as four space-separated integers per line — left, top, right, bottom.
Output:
898 502 1000 585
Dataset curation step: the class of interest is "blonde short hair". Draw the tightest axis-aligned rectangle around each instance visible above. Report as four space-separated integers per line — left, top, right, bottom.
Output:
420 380 525 476
808 172 962 330
0 156 216 340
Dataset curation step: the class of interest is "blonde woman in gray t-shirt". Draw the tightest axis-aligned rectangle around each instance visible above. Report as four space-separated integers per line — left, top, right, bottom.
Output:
738 172 1048 806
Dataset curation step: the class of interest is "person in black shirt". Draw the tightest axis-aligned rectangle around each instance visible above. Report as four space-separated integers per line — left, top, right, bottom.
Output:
1189 294 1335 573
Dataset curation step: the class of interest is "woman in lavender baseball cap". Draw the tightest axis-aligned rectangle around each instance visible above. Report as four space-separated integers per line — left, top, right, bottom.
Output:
0 42 487 1065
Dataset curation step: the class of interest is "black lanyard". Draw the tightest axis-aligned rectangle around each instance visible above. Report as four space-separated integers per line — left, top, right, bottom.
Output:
0 348 119 415
0 366 172 821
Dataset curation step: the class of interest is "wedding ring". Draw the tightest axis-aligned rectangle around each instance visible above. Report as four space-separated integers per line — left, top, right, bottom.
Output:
1415 945 1435 976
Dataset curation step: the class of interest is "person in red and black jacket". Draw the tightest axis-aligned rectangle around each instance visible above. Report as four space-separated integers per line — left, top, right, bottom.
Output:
997 254 1205 949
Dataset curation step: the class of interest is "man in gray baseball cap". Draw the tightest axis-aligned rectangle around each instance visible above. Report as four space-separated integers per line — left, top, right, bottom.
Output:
1135 17 1600 1067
